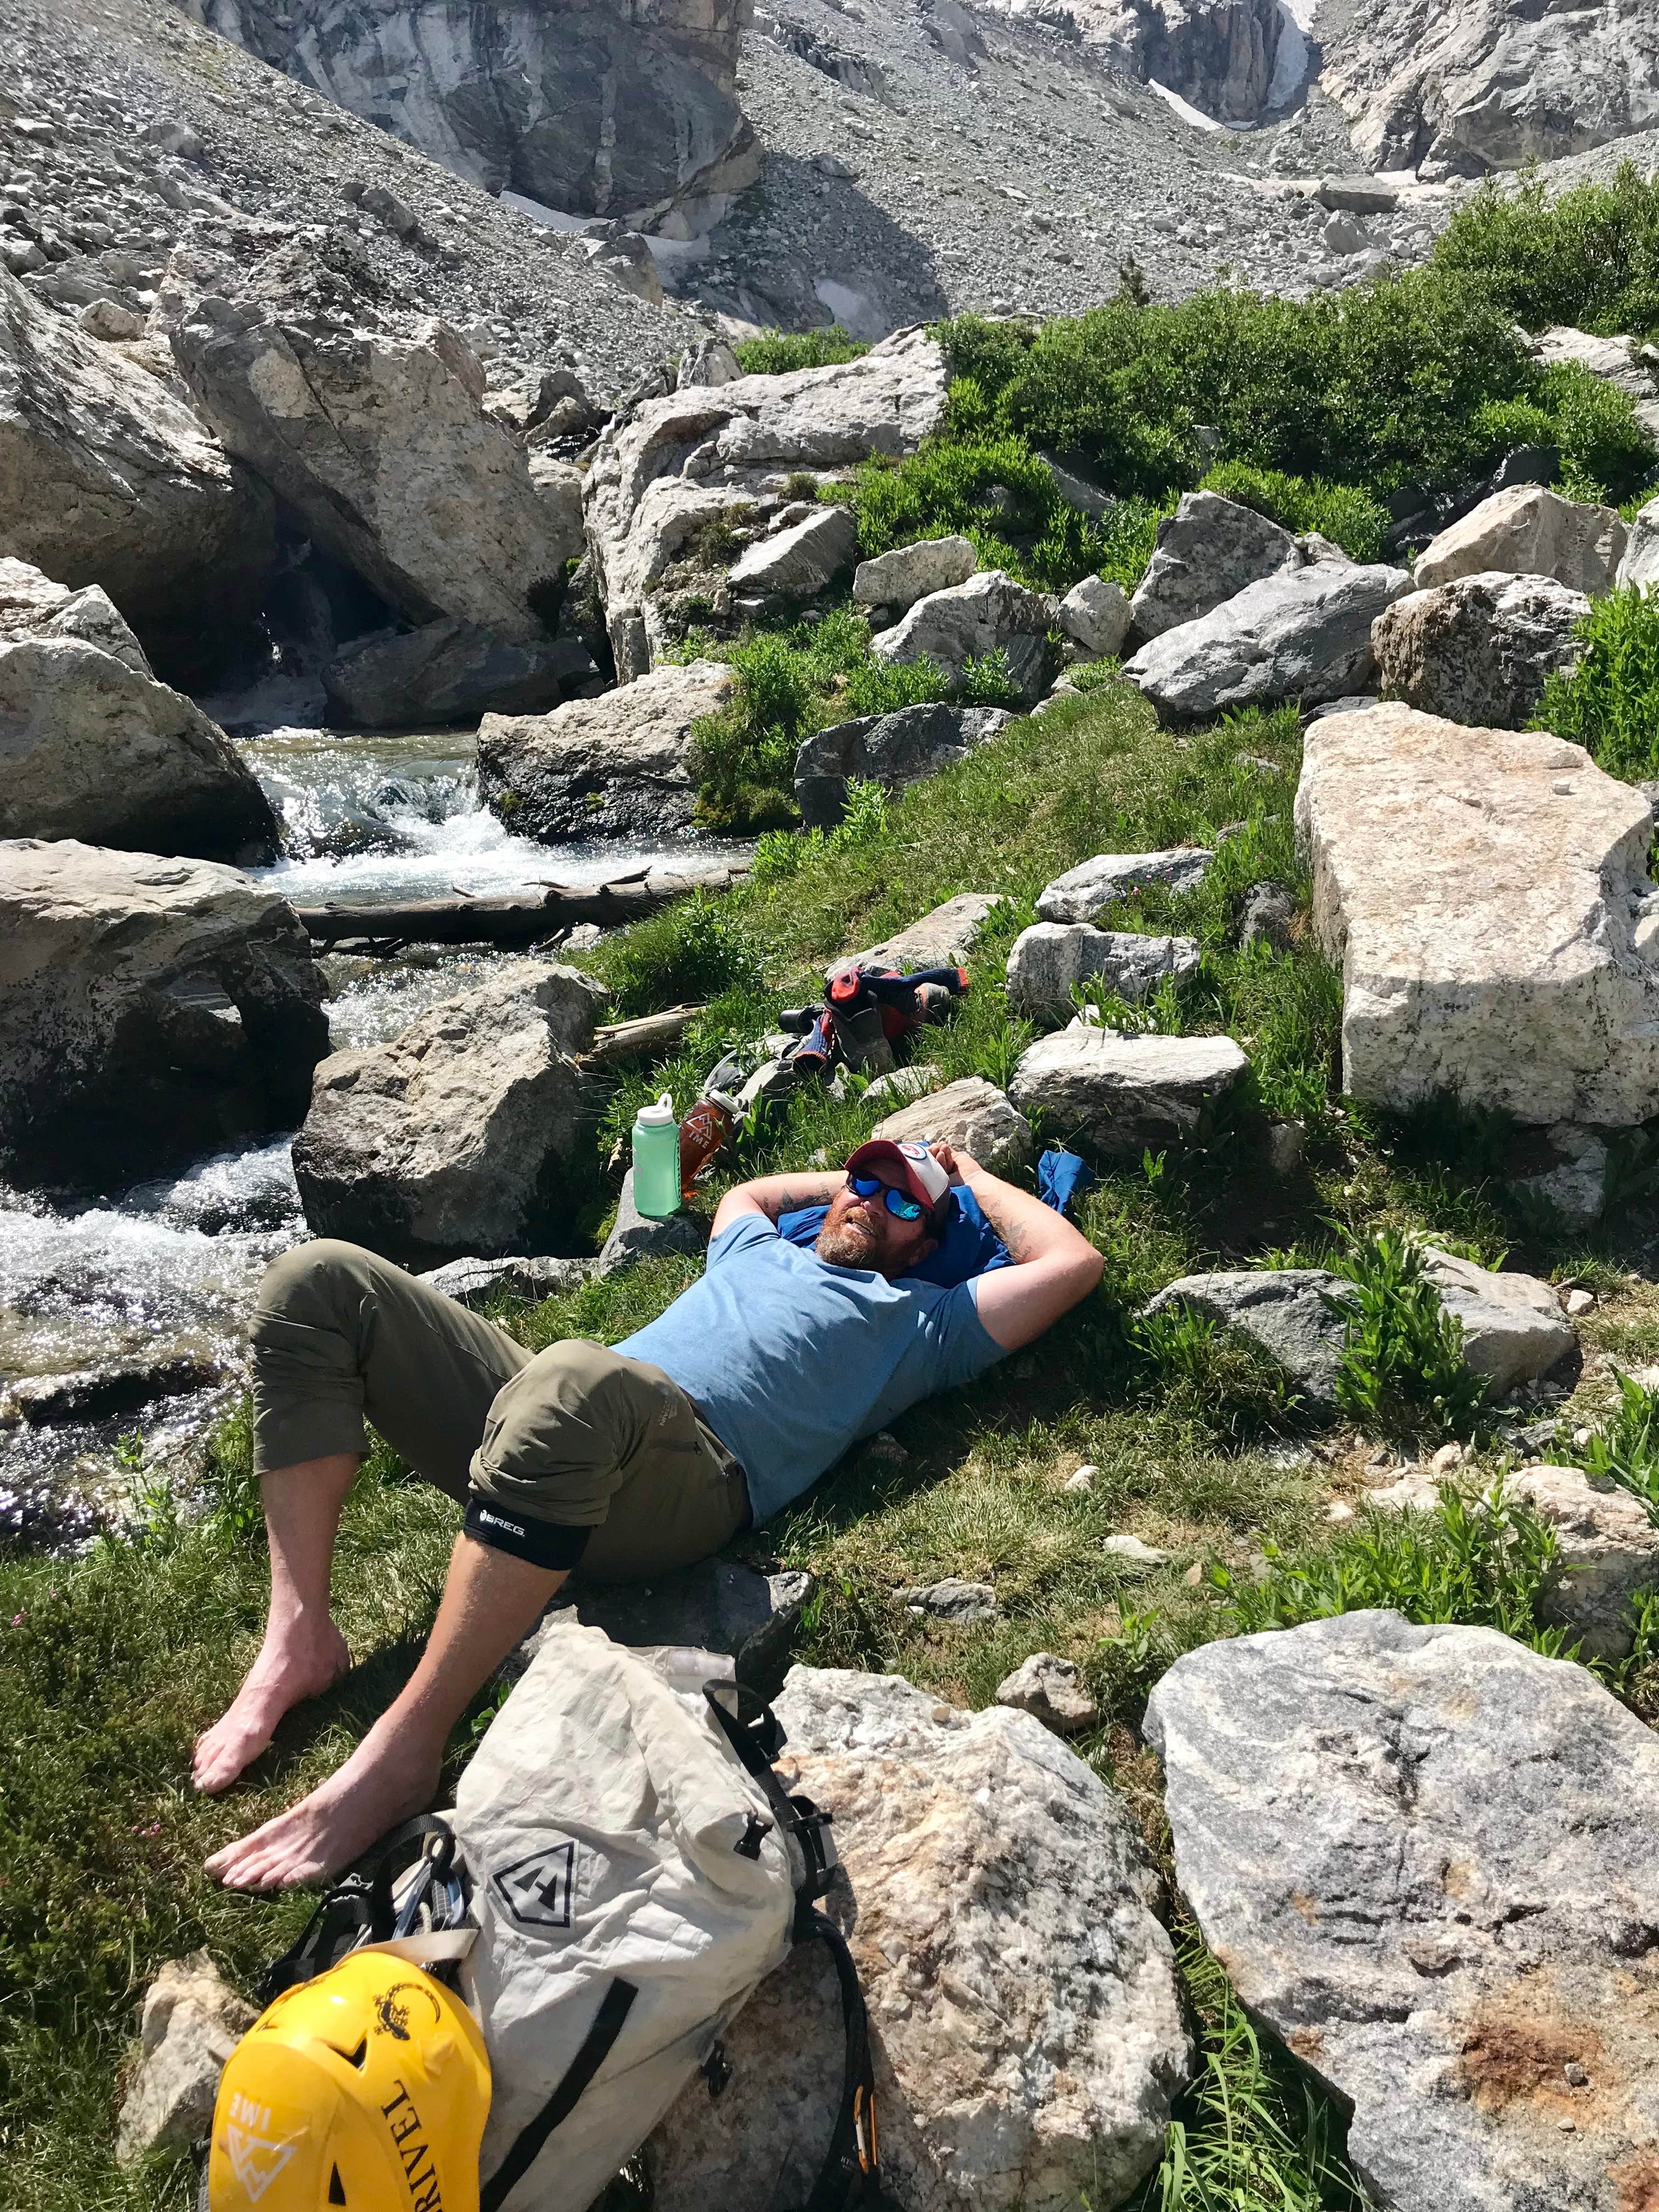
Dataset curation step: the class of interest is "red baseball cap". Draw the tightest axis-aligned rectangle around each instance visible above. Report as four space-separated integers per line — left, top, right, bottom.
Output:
843 1137 952 1212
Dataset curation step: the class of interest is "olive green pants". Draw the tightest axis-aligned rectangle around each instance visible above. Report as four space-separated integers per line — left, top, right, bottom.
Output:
248 1241 749 1583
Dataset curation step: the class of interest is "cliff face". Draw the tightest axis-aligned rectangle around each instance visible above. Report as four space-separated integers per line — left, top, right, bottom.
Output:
178 0 759 228
1320 0 1659 177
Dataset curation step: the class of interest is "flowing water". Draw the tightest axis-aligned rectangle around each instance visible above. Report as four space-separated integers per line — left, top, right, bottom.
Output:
0 718 733 1545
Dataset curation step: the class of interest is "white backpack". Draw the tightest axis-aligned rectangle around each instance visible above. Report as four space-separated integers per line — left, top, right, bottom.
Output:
258 1621 878 2212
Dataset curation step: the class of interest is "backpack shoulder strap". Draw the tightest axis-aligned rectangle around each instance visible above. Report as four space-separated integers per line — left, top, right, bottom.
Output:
703 1684 879 2211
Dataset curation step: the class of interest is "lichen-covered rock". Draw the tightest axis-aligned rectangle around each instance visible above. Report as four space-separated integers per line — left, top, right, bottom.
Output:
1008 1027 1249 1154
1295 703 1659 1125
0 839 327 1188
1419 1248 1576 1392
995 1651 1099 1735
642 1668 1192 2212
291 963 608 1268
585 332 948 669
1146 1609 1659 2212
1509 1463 1659 1658
173 234 574 646
871 568 1059 704
0 265 271 681
1372 571 1590 730
0 559 275 857
873 1075 1035 1175
1037 847 1213 924
1413 486 1626 596
476 658 737 841
1128 490 1301 640
1006 922 1200 1018
1123 558 1412 723
1057 574 1132 658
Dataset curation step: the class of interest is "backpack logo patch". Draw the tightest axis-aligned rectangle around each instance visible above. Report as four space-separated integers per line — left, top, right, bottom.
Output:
492 1839 577 1929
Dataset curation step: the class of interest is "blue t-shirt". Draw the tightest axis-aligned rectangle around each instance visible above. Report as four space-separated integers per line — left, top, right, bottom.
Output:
615 1212 1005 1522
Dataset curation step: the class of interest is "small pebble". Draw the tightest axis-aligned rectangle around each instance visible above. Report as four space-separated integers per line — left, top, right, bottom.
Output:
1183 1561 1204 1585
1564 2060 1588 2087
1430 1442 1464 1474
1104 1533 1169 1567
1565 1288 1595 1317
1558 2118 1576 2133
1064 1464 1098 1494
1324 1499 1357 1524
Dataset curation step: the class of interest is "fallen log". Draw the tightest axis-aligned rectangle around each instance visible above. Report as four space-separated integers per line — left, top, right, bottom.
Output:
293 867 746 948
585 1005 706 1065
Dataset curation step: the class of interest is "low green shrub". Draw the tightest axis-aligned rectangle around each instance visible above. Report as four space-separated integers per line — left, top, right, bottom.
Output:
1215 1481 1572 1651
1560 1364 1659 1520
848 426 1115 593
1535 586 1659 778
731 326 869 374
1131 1305 1300 1441
589 890 766 1018
1324 1231 1488 1440
1430 164 1659 342
1199 461 1390 564
751 777 890 884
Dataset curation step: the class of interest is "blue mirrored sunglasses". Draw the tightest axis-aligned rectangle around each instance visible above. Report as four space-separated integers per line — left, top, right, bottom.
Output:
847 1172 925 1222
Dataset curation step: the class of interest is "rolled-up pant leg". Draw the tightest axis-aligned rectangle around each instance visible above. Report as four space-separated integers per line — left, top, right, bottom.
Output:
466 1339 751 1583
250 1243 747 1584
249 1239 531 1499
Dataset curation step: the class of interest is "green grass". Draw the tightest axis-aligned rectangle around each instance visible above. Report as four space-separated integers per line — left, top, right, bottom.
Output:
1536 586 1659 779
15 673 1659 2210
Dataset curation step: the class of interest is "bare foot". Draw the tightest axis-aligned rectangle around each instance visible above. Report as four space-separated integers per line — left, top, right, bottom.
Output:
204 1709 441 1891
192 1616 351 1796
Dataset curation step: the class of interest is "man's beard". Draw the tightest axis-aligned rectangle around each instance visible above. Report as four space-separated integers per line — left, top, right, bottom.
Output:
816 1213 881 1269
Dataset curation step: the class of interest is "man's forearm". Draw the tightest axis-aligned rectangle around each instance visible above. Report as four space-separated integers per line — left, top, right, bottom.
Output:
712 1169 845 1234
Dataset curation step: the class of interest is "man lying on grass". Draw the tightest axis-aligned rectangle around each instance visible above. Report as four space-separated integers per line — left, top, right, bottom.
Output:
198 1136 1102 1889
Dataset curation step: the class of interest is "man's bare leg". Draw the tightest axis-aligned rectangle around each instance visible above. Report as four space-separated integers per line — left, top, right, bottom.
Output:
193 1453 360 1796
204 1536 564 1891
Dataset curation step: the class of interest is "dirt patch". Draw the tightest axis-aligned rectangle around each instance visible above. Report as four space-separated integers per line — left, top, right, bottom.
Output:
1611 2148 1659 2212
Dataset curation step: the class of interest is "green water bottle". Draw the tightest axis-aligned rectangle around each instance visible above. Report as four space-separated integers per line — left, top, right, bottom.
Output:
631 1091 682 1218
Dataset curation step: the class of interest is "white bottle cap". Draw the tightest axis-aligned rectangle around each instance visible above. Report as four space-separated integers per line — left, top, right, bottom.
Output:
636 1091 675 1125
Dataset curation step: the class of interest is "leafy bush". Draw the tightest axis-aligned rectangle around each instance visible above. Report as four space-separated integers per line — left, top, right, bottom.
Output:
591 890 765 1018
1430 164 1659 342
1215 1481 1576 1655
732 326 869 374
1324 1232 1488 1440
1534 586 1659 780
1199 460 1390 563
849 427 1111 592
942 273 1656 506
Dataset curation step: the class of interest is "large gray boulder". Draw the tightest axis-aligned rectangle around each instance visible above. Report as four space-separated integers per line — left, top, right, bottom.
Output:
794 701 1010 828
1122 559 1412 723
1128 490 1302 640
291 963 608 1268
0 839 328 1187
1372 570 1590 730
1145 1609 1659 2212
322 620 596 731
173 235 580 648
1413 486 1627 596
1008 1026 1249 1154
0 559 275 859
1296 703 1659 1125
585 332 949 670
476 658 737 841
1142 1268 1347 1405
186 0 756 233
873 1075 1035 1176
1037 846 1214 924
1006 922 1201 1018
642 1668 1192 2212
0 266 271 681
869 569 1059 704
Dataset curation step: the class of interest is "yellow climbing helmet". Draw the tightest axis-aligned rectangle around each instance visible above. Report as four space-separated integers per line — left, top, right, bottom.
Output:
207 1950 490 2212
